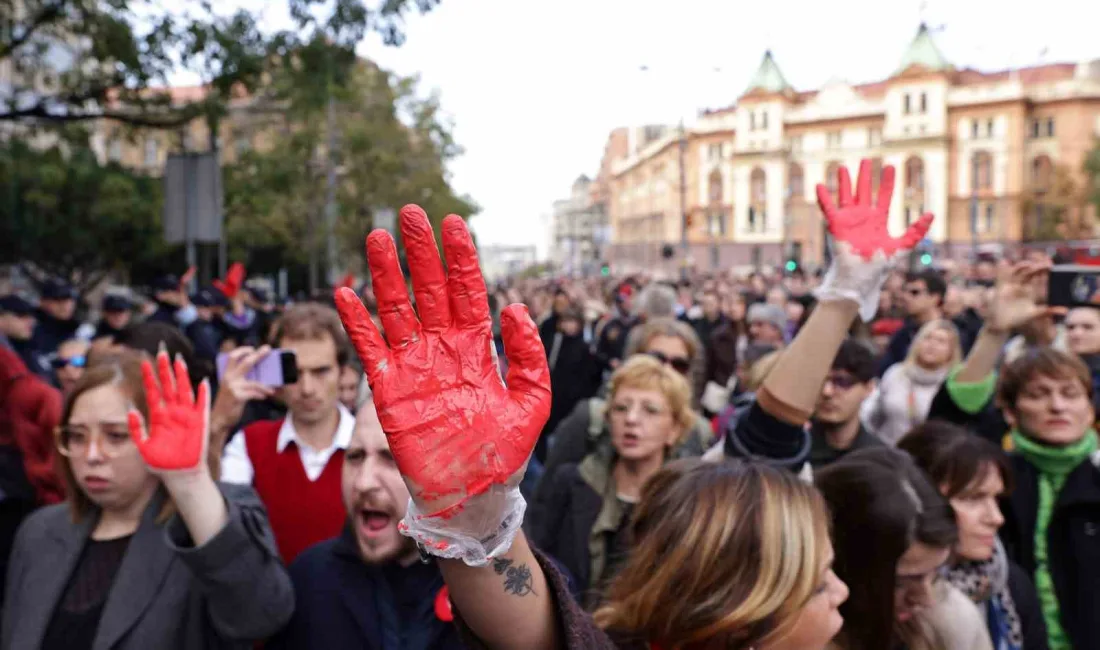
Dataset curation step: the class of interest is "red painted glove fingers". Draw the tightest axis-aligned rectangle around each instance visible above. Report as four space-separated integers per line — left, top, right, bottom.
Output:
127 351 209 473
815 159 933 259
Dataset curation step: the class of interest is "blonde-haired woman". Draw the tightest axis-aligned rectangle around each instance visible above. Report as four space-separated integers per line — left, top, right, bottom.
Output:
2 351 293 650
528 355 695 603
863 319 961 445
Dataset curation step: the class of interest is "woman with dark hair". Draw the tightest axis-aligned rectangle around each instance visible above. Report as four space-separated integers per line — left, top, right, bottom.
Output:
900 421 1049 650
817 447 993 650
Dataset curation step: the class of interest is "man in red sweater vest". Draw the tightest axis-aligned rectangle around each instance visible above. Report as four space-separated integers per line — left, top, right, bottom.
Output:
221 304 355 564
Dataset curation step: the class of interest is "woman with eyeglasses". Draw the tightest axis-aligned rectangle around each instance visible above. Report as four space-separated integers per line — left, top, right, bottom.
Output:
1 350 293 650
527 354 697 603
536 318 712 492
816 447 993 650
52 338 89 395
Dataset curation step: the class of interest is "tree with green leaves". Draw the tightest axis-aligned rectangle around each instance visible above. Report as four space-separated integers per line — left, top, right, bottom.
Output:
0 0 440 129
0 130 171 287
222 56 477 288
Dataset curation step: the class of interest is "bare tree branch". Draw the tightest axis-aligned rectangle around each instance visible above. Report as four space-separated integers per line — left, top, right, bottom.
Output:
0 1 68 60
0 102 202 129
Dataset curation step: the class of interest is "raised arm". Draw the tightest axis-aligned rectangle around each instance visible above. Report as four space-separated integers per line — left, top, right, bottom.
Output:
757 160 931 425
955 261 1051 384
334 206 563 650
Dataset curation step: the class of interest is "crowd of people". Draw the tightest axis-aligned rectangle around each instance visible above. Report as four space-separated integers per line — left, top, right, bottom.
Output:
0 164 1097 649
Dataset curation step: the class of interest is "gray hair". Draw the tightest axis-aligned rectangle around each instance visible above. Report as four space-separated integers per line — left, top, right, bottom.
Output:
632 283 677 320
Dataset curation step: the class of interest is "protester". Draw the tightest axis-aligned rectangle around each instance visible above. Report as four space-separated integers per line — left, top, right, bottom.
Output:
900 420 1050 650
878 268 950 375
540 302 601 462
329 163 928 649
1 350 293 649
746 302 787 346
220 303 354 564
929 259 1100 649
52 338 89 395
816 447 992 650
338 357 364 414
269 399 466 649
864 318 961 445
528 355 695 602
806 339 883 469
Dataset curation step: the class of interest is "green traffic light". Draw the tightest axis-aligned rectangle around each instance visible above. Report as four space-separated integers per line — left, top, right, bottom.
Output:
601 265 610 276
920 253 932 265
785 260 797 272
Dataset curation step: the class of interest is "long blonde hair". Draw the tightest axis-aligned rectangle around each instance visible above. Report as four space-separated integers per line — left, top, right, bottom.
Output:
904 319 962 370
594 460 832 648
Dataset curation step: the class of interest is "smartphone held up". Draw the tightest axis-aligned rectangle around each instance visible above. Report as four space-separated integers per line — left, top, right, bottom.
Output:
216 349 299 387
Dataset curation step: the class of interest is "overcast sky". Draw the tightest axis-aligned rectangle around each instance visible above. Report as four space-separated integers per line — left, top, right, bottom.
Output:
214 0 1099 257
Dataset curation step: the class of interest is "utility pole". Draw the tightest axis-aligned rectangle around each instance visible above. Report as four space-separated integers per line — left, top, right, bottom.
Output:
969 154 979 258
324 92 339 288
678 119 688 280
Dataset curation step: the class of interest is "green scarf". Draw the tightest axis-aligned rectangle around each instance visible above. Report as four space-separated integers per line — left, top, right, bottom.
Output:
1010 429 1098 650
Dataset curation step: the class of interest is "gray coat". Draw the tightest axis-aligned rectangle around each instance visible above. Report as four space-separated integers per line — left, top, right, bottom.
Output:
2 483 294 650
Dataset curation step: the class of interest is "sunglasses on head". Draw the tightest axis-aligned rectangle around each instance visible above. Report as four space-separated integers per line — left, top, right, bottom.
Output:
51 355 86 370
647 351 691 375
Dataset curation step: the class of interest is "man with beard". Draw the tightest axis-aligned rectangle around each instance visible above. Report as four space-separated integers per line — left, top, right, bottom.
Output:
268 400 466 650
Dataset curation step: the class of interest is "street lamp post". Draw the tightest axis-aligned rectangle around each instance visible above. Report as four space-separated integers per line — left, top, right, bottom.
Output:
678 119 688 280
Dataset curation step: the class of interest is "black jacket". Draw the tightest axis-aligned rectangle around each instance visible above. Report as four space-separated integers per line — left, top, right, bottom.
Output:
29 310 78 357
928 383 1100 649
268 525 465 650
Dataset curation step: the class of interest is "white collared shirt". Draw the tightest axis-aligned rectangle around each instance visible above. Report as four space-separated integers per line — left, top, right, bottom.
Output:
220 405 355 485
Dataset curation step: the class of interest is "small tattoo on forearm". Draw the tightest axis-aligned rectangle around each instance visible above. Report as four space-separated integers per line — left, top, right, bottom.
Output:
492 557 535 597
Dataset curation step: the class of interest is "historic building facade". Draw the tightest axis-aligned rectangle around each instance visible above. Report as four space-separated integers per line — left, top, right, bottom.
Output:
603 25 1100 272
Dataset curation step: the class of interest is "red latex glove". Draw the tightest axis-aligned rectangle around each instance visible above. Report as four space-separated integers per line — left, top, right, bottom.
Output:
815 159 933 260
127 351 210 474
334 204 551 517
213 262 246 299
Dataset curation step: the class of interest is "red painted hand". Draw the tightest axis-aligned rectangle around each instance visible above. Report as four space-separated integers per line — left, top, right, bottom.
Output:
334 205 551 517
127 351 210 474
213 262 246 299
815 159 933 260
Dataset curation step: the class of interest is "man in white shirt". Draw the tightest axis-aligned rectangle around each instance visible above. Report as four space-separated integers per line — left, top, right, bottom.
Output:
220 303 355 564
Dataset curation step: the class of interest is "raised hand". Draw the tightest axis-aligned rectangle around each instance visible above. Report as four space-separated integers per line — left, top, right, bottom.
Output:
334 205 551 519
127 350 210 475
814 159 935 321
986 260 1056 334
213 262 246 299
816 159 932 260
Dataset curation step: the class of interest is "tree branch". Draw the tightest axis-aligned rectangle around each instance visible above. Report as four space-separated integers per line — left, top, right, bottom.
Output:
0 102 202 129
0 1 67 60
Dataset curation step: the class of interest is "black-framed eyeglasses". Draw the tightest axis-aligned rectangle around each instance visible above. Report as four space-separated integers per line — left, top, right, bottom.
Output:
647 351 691 375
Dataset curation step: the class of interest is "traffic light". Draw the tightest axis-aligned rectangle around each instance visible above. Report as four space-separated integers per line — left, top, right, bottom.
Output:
600 263 610 276
920 253 933 266
785 259 798 273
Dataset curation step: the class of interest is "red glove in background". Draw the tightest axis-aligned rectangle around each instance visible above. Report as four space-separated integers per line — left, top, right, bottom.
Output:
334 204 551 518
212 262 246 299
815 159 933 260
127 352 210 474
